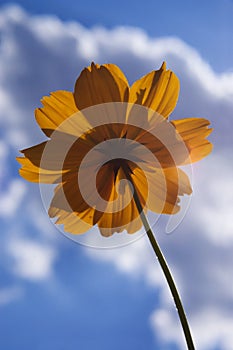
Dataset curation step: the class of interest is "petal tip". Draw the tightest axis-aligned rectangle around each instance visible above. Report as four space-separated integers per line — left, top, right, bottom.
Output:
160 61 167 71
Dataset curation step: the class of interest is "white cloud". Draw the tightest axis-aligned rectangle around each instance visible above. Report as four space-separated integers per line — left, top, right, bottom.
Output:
150 308 184 349
191 309 233 350
0 179 26 217
151 307 233 350
0 140 8 181
8 239 57 281
193 155 233 245
87 237 164 287
0 4 233 349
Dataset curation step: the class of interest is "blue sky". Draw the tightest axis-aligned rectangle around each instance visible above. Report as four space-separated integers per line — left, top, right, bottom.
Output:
1 0 233 73
0 1 233 350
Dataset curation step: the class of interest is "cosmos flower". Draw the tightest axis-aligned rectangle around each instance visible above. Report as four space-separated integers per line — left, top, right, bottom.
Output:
17 62 212 237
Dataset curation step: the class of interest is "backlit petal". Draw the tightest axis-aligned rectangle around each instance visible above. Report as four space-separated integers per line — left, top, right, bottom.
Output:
97 167 143 236
171 118 213 163
35 91 78 137
129 62 179 118
49 206 94 234
16 156 65 183
17 126 103 185
131 166 192 214
48 163 115 233
74 63 129 110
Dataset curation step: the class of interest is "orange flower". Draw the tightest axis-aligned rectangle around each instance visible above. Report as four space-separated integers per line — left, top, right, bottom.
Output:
17 62 212 236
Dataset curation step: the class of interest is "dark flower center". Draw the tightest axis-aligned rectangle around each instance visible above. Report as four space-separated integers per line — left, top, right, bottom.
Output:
104 158 129 181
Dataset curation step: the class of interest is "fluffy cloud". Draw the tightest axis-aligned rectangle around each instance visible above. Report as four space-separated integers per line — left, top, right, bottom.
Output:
0 179 26 217
8 238 57 281
0 4 232 349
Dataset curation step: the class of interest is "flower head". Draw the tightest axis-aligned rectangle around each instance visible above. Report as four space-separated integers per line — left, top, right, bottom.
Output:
17 62 212 237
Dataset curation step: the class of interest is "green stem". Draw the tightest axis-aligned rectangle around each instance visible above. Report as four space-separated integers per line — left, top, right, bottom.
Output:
123 165 195 350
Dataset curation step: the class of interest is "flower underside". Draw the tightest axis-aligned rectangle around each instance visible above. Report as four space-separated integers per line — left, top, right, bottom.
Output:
17 62 212 237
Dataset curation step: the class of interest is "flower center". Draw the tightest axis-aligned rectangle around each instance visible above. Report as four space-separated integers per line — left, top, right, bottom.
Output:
104 158 129 181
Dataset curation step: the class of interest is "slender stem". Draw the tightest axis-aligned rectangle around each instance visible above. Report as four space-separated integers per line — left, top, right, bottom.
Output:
123 165 195 350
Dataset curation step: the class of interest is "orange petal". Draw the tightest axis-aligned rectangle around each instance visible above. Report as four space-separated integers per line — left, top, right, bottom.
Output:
131 166 192 215
35 90 93 138
18 120 107 184
171 118 213 163
97 167 143 236
16 156 65 183
49 206 94 234
35 91 78 136
124 120 189 168
129 62 180 118
50 162 113 213
48 162 115 234
74 63 129 110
